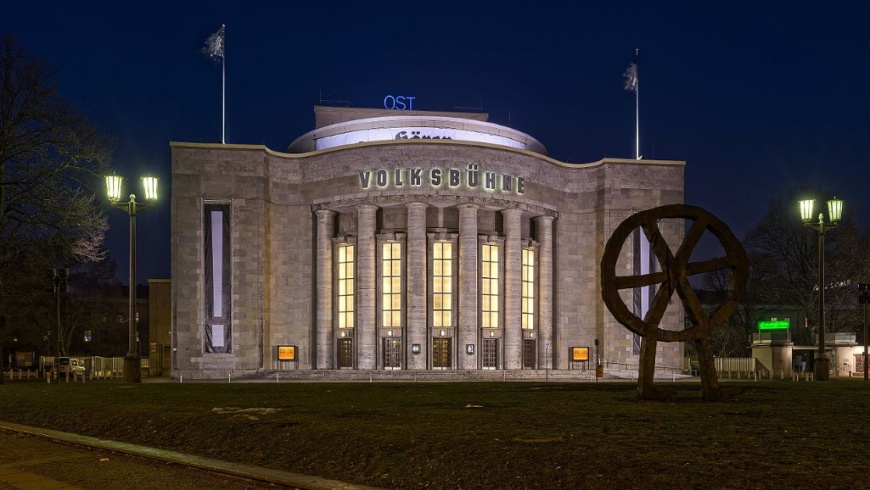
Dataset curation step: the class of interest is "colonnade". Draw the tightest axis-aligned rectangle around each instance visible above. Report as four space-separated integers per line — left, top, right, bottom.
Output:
315 202 554 370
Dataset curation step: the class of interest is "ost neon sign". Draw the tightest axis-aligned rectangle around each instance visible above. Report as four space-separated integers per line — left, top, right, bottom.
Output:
383 95 416 111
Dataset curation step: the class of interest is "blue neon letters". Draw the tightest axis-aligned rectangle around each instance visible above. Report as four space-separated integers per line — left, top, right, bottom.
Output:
383 95 416 110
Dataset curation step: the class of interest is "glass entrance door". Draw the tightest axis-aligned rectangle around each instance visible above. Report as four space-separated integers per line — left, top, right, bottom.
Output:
383 338 401 369
432 338 451 369
338 338 353 369
482 338 498 369
523 339 536 369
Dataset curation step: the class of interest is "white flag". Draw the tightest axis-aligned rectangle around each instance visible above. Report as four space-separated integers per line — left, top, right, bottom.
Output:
623 62 638 92
203 25 225 61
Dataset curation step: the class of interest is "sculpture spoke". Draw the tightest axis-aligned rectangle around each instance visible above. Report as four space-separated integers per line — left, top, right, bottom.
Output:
686 256 735 276
613 271 668 290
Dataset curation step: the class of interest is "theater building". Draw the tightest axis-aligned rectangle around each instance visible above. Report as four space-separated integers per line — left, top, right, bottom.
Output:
170 105 686 379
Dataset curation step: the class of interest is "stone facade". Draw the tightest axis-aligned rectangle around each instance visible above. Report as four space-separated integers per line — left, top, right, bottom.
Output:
170 106 686 379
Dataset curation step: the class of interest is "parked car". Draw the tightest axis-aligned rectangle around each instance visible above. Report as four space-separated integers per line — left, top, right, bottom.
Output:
56 357 86 376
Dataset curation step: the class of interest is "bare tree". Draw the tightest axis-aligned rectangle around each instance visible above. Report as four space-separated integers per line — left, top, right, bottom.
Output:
742 189 869 337
0 33 115 366
0 33 113 279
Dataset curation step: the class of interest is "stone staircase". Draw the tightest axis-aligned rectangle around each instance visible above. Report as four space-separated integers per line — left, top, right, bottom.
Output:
251 369 605 382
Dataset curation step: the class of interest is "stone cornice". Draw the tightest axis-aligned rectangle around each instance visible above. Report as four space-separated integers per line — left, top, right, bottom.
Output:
170 140 686 170
311 193 558 218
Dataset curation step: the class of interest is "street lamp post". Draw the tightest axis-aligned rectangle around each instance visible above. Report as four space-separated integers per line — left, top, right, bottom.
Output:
106 174 158 383
799 196 843 381
859 283 869 382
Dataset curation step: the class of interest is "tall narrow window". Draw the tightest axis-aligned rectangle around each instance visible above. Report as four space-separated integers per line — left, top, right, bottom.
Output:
204 203 231 353
382 242 402 328
481 244 499 328
433 242 453 328
522 248 535 330
337 244 355 329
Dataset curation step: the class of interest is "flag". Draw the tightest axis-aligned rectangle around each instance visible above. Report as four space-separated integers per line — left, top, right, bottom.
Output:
623 61 637 92
203 25 225 61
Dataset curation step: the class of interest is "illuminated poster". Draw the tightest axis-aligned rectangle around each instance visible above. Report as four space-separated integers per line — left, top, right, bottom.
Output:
572 347 589 362
278 345 296 361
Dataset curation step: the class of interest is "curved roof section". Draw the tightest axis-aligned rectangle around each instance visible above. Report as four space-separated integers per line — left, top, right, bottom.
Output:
287 115 548 155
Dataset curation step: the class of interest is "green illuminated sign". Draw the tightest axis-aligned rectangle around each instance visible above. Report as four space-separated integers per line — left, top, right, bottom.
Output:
758 320 789 331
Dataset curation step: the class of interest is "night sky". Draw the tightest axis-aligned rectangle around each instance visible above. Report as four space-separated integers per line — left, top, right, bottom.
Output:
3 1 868 284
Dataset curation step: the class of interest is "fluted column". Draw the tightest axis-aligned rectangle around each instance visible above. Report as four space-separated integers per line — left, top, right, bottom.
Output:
535 215 554 369
502 208 523 369
458 204 478 370
406 202 428 369
315 209 336 369
357 205 378 369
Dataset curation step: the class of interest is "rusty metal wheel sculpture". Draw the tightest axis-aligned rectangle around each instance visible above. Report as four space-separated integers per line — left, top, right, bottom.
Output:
600 204 749 401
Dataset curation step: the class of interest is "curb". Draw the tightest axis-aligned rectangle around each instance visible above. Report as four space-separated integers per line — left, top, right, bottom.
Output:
0 421 383 490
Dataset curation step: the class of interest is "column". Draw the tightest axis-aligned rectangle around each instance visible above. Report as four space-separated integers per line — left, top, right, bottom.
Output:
502 208 523 369
406 203 428 370
357 205 378 369
535 215 554 369
315 209 336 369
458 204 478 370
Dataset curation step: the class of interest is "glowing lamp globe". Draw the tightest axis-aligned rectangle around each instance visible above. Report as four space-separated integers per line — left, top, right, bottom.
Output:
106 175 123 202
827 197 843 223
142 176 159 201
799 199 814 223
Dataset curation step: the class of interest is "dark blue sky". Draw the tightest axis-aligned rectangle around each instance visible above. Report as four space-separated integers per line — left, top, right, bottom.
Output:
3 1 868 284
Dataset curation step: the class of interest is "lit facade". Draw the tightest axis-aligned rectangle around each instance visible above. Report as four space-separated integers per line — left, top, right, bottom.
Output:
170 106 686 379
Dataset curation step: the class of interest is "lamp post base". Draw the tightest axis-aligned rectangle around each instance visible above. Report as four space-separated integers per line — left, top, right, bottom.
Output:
814 355 830 381
124 354 141 383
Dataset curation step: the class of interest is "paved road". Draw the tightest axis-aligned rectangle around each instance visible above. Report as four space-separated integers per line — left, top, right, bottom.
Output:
0 424 383 490
0 430 282 489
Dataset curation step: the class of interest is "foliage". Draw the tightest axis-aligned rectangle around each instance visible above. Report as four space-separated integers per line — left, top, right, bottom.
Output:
0 381 868 489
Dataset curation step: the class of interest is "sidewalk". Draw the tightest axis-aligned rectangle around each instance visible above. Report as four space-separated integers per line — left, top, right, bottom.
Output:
0 421 383 490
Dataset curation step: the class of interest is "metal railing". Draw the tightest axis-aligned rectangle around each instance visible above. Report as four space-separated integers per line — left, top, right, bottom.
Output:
22 356 152 381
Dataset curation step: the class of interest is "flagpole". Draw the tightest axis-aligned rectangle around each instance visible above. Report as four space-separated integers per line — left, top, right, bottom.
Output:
221 24 226 145
203 25 226 144
635 48 639 160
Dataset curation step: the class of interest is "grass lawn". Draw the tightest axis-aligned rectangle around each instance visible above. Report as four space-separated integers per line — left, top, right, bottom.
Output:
1 379 869 489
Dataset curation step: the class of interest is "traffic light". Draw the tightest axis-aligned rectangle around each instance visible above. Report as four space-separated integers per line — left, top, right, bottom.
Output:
47 268 69 293
57 268 68 293
47 268 57 292
859 283 870 305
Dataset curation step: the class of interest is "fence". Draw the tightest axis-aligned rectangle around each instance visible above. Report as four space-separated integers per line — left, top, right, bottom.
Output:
602 360 686 376
713 357 755 375
0 356 151 382
680 357 769 379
